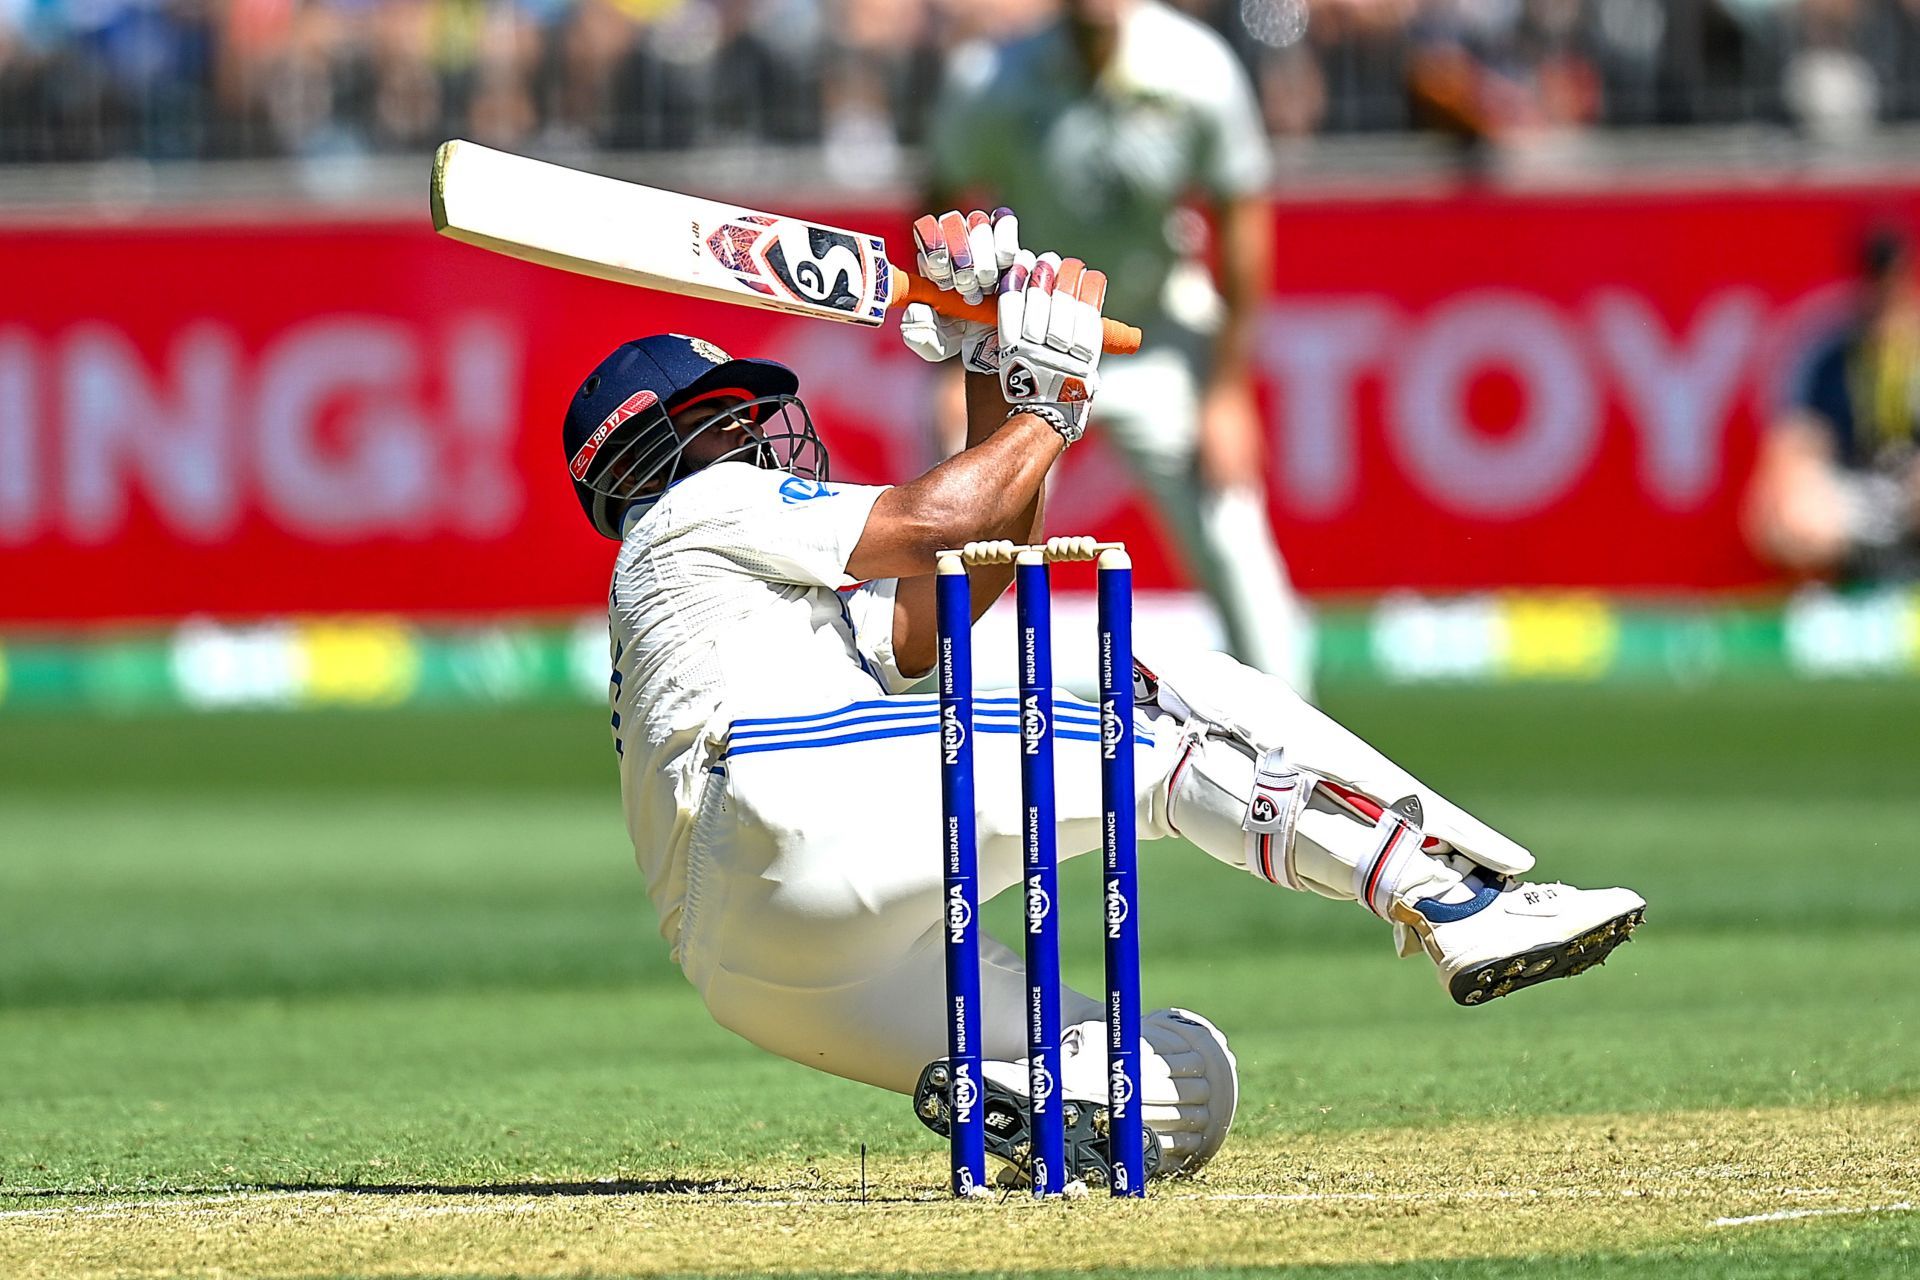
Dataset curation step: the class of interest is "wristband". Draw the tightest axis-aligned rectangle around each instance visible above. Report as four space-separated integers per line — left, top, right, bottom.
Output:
1011 403 1085 445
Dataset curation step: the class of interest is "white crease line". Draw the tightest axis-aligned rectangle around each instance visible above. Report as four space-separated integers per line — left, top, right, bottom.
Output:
1712 1202 1914 1227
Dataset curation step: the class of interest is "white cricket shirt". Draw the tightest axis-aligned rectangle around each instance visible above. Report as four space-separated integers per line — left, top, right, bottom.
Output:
605 462 910 945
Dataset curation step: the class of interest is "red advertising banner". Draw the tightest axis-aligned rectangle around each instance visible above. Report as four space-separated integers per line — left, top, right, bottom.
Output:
2 185 1915 623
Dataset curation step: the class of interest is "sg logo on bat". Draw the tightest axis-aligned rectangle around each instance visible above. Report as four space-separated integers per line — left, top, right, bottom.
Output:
706 216 879 319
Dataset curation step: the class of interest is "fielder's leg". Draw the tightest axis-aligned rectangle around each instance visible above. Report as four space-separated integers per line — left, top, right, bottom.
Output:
1095 347 1314 696
1139 650 1646 1005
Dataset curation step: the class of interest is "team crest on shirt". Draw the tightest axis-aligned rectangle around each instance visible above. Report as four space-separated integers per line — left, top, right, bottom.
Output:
778 477 836 503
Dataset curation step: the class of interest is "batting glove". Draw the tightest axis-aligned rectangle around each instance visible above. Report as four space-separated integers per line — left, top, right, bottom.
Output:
900 303 1001 373
997 251 1108 444
900 208 1021 374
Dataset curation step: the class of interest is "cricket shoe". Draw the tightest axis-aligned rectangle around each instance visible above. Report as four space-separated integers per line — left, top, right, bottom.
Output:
1406 877 1646 1006
913 1059 1162 1191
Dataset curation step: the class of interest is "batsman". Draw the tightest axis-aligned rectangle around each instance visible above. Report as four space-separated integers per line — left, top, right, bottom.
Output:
570 208 1646 1189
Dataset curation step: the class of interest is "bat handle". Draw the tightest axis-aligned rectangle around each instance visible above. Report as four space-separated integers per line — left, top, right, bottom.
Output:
892 269 1142 356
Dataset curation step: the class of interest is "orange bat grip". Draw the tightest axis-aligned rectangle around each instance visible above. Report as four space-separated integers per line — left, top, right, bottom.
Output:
892 268 1142 355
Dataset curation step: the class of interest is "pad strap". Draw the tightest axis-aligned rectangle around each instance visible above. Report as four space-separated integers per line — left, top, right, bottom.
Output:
1354 813 1422 919
1243 748 1312 892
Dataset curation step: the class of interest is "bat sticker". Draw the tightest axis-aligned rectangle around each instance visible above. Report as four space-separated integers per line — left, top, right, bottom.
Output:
706 218 880 317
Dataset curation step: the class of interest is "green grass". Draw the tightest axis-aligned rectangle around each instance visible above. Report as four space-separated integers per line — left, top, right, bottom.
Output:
1 683 1917 1276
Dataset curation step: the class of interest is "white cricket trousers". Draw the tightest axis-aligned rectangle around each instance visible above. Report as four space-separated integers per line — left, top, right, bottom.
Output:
671 651 1526 1094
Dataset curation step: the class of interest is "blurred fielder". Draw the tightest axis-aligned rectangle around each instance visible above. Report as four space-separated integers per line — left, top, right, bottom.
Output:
930 0 1313 693
568 208 1645 1187
1747 228 1920 583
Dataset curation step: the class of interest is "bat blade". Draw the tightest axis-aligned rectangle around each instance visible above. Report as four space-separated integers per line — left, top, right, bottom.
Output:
432 140 894 327
430 140 1142 354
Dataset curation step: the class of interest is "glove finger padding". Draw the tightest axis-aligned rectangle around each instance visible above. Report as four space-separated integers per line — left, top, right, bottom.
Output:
1071 269 1107 363
912 214 951 291
966 212 999 296
1019 252 1061 348
997 249 1034 348
992 208 1020 274
1047 258 1085 353
937 210 984 305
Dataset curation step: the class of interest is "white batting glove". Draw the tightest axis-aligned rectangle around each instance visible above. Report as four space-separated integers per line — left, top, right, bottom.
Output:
900 302 1001 373
900 208 1021 374
997 251 1108 443
915 206 1021 305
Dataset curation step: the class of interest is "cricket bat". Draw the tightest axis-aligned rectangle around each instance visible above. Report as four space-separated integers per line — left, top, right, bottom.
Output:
431 140 1142 355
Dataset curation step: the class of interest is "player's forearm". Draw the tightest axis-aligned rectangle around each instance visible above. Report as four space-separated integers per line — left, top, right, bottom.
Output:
956 374 1046 602
966 430 1048 616
962 369 1011 447
861 412 1060 678
906 411 1061 556
848 412 1063 583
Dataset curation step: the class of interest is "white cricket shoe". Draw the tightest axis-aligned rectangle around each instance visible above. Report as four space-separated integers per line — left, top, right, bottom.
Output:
1404 877 1646 1006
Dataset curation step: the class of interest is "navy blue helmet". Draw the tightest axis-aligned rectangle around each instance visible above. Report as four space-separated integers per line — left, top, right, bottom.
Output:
562 334 824 539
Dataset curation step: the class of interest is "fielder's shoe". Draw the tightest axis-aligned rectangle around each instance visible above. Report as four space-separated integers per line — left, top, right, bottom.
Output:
1406 877 1646 1006
913 1059 1162 1191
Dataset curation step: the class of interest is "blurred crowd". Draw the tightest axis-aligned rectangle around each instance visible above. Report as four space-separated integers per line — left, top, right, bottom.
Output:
5 0 1920 165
